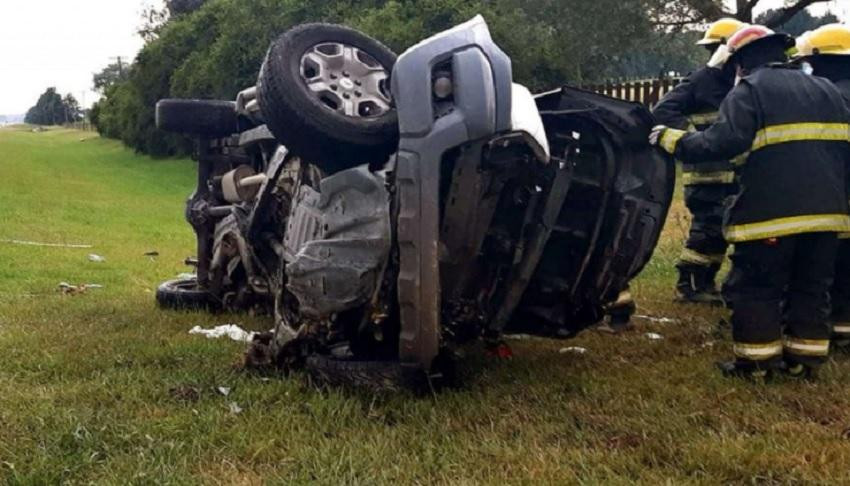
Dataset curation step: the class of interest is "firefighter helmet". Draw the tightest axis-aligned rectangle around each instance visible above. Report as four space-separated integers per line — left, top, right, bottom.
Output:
797 24 850 57
697 18 747 46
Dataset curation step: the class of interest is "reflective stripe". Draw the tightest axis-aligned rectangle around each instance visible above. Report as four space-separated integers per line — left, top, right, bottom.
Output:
839 232 850 240
660 128 686 154
682 170 735 185
751 123 850 152
679 248 725 266
833 323 850 336
733 340 783 361
784 337 830 356
724 214 850 242
728 123 850 166
688 111 719 127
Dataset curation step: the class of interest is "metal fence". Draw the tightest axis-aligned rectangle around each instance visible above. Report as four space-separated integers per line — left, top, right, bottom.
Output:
581 78 684 108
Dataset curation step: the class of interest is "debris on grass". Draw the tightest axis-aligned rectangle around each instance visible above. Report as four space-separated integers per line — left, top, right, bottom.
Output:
87 253 106 263
169 385 200 402
634 314 680 325
58 282 104 295
645 332 664 341
143 251 159 257
216 386 231 396
595 320 634 334
559 346 588 355
1 239 92 249
228 402 243 415
504 334 539 341
189 324 256 343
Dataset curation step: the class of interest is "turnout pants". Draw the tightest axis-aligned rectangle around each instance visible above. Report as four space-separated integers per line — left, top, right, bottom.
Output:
831 240 850 340
677 183 734 293
722 232 837 368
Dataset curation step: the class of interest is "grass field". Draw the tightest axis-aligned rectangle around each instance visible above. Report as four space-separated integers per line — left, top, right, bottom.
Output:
3 127 850 484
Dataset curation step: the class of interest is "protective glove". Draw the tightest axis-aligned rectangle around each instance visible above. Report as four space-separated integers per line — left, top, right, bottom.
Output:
648 125 667 146
648 125 686 155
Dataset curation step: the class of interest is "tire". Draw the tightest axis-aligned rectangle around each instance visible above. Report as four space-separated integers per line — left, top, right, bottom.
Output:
156 99 238 138
156 278 216 311
257 23 399 173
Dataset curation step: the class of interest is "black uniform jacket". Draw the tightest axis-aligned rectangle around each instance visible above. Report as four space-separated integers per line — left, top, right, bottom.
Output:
653 66 735 184
671 65 850 243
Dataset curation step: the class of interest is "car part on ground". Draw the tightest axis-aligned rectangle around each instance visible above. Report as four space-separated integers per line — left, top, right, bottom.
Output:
257 23 399 173
155 17 674 390
156 277 218 311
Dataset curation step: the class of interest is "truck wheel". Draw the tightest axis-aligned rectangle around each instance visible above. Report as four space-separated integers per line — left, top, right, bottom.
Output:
156 99 238 138
156 278 216 311
257 23 399 173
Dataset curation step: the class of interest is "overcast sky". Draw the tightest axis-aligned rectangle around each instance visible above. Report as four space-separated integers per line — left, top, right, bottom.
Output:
0 0 848 115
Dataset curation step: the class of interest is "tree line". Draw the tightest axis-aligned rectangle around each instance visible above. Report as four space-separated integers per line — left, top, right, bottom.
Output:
24 88 83 126
88 0 838 156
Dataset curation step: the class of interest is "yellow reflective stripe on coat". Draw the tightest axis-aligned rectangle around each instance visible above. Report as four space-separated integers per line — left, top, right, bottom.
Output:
724 214 850 243
733 340 783 361
688 111 719 127
751 123 850 151
660 128 686 154
679 248 725 266
833 323 850 336
682 171 735 185
784 337 830 356
729 123 850 166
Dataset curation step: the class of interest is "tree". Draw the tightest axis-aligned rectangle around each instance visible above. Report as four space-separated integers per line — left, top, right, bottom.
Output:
93 61 131 94
167 0 207 15
755 7 839 36
23 88 81 125
650 0 832 28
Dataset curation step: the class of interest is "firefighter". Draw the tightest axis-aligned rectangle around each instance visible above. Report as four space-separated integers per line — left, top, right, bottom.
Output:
796 24 850 349
653 18 746 305
650 25 850 379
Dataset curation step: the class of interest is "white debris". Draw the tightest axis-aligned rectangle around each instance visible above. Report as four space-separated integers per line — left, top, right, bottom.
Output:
58 282 104 294
189 324 256 343
559 346 588 355
228 402 243 415
504 334 538 341
1 239 92 249
216 386 231 396
635 314 680 325
87 254 106 263
645 332 664 341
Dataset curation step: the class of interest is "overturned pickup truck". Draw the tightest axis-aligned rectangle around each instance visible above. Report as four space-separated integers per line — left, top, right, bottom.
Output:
155 16 673 388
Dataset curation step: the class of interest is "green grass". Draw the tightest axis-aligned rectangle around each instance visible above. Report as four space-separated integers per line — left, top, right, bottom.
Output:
2 127 850 484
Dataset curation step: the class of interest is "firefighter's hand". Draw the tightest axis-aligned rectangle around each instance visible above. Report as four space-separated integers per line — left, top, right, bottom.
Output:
648 125 668 147
649 125 685 155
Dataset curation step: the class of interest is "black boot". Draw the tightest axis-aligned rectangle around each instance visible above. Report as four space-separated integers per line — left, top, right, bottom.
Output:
778 360 819 380
715 360 773 381
676 265 723 305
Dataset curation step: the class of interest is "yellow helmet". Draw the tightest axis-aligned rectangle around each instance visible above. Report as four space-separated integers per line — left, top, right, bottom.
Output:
698 18 748 46
797 23 850 57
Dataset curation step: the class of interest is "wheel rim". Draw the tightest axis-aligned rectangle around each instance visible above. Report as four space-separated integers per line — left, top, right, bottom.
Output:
300 42 392 118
